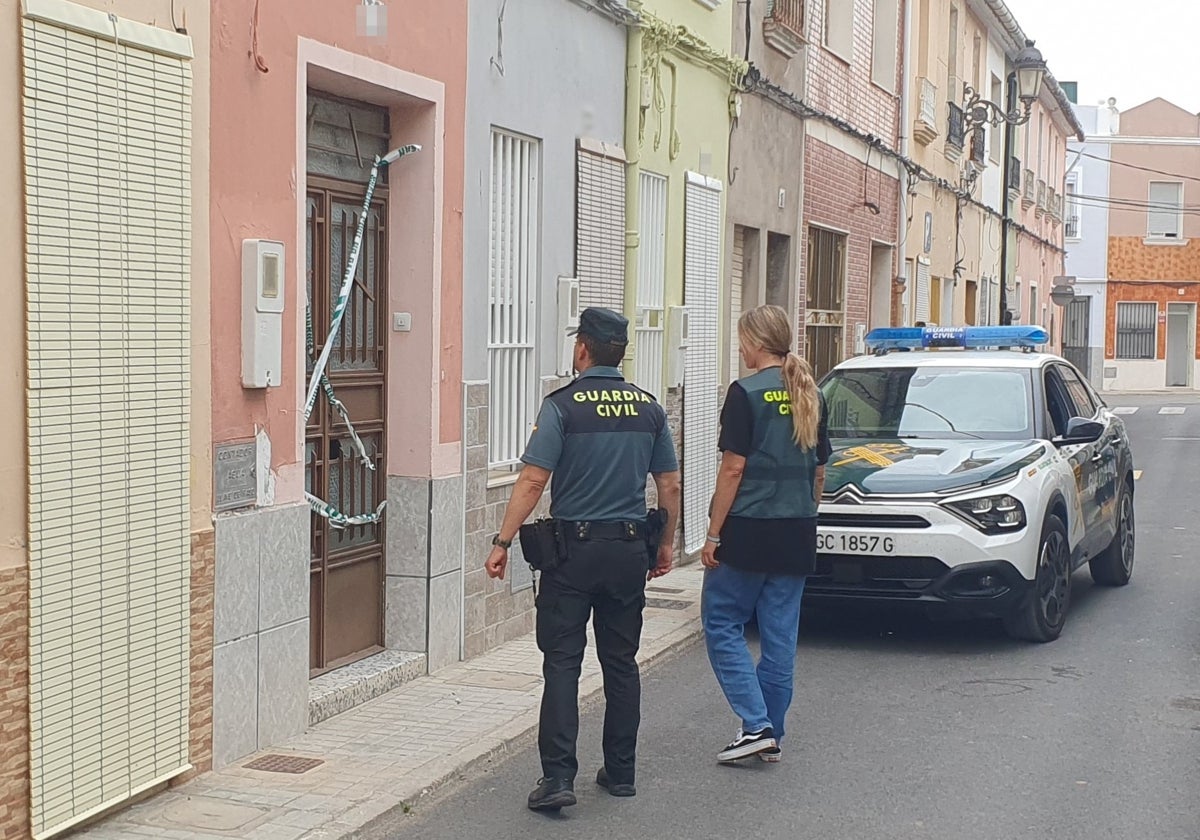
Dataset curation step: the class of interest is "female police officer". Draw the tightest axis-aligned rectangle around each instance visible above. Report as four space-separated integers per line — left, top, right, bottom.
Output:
484 307 681 811
700 304 830 764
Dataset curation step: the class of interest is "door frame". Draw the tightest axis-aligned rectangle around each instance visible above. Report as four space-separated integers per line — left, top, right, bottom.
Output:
1165 302 1195 388
306 175 390 676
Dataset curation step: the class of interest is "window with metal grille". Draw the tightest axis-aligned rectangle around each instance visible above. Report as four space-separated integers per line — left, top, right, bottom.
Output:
1115 302 1157 360
806 227 847 379
767 0 804 36
1148 181 1183 239
634 172 667 399
946 102 966 151
488 129 541 468
1065 176 1080 239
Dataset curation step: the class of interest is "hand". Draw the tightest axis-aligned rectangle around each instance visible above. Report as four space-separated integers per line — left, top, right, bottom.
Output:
648 543 673 580
700 540 720 569
485 546 509 580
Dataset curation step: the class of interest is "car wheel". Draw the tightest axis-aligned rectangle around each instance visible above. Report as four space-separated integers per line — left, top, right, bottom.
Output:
1003 513 1071 643
1089 477 1135 587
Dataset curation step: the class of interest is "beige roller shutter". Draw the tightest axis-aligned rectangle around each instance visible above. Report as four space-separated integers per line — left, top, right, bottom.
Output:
22 1 192 836
575 140 627 312
729 226 745 384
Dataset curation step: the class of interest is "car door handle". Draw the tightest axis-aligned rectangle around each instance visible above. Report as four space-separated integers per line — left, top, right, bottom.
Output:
1090 451 1104 464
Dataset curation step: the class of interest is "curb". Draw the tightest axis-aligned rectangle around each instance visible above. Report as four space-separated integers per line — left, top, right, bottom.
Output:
341 618 705 839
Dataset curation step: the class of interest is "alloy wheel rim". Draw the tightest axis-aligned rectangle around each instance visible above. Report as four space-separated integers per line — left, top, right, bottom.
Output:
1119 495 1135 575
1037 531 1069 626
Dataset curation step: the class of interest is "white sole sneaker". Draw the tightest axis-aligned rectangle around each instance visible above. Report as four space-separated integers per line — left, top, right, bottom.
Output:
717 731 777 763
759 748 782 763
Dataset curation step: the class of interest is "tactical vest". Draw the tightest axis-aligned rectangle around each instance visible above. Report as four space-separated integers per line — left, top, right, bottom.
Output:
543 372 667 521
729 368 821 520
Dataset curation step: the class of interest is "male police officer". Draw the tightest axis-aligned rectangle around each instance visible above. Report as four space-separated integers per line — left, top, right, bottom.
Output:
484 307 681 812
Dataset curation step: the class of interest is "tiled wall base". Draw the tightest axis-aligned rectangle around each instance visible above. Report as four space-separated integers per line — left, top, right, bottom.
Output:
308 649 427 726
211 504 309 769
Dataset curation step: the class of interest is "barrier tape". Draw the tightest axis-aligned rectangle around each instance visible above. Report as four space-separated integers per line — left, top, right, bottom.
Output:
304 143 421 528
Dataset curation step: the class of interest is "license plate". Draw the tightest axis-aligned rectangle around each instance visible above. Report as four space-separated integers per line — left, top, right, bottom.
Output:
817 532 895 555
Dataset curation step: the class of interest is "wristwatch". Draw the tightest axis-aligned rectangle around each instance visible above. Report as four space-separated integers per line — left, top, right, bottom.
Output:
492 534 512 550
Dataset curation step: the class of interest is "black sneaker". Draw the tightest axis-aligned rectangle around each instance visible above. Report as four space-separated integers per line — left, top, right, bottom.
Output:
596 767 637 797
717 728 777 763
527 778 576 811
759 746 782 763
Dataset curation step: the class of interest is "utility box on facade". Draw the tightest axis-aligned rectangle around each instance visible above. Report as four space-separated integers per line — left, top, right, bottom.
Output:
242 239 285 388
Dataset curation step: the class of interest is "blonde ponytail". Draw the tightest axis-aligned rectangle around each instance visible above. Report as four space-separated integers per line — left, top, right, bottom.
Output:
781 352 820 450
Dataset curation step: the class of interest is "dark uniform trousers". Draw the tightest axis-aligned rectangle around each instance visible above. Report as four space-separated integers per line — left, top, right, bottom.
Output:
536 534 649 785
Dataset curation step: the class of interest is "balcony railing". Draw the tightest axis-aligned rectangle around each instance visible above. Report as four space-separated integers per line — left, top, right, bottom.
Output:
1065 216 1080 239
763 0 805 57
1036 180 1047 215
947 102 966 150
970 128 986 166
1007 157 1022 191
1022 169 1036 206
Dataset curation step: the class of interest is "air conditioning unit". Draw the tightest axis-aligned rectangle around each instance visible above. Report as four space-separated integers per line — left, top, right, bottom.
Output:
556 277 580 376
665 305 689 388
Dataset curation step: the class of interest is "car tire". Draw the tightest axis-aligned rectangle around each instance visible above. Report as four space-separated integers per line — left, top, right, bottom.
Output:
1003 513 1071 643
1089 477 1135 587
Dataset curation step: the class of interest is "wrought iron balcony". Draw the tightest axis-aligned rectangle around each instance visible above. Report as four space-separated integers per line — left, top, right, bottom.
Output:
763 0 806 57
947 102 966 150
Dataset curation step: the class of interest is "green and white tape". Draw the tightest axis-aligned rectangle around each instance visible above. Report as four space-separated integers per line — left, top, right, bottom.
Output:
304 143 421 528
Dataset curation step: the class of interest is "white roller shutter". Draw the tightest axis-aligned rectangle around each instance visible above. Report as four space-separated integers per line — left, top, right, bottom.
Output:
683 173 722 555
22 1 192 836
915 258 931 323
575 141 626 312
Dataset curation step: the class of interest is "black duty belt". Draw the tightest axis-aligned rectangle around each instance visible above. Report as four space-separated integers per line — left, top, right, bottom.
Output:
559 519 647 541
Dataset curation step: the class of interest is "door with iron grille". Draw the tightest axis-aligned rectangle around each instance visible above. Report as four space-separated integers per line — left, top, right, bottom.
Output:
306 184 388 673
1062 296 1090 380
305 93 391 674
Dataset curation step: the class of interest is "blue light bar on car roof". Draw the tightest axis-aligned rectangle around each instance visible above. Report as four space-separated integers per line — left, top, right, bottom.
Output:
864 325 1050 352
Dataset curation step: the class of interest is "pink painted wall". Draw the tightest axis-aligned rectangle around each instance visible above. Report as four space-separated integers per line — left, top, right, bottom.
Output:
209 0 466 497
1109 99 1200 241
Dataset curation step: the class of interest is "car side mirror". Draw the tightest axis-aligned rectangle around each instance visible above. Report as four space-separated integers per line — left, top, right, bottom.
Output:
1053 417 1104 447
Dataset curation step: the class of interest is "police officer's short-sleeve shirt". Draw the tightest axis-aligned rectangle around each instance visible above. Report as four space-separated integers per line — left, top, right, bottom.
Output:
521 367 678 522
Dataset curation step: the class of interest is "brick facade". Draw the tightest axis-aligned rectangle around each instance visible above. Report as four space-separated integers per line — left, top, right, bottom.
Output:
177 530 216 783
1104 238 1200 361
801 137 900 353
0 566 28 838
804 0 903 140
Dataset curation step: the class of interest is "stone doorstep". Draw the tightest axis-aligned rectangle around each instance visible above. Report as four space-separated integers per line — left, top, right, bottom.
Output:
308 650 427 727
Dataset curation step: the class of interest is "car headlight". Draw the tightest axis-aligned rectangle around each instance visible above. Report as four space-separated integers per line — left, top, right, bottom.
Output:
945 494 1026 533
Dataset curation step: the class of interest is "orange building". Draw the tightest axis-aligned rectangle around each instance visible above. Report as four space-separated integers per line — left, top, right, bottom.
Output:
1101 99 1200 390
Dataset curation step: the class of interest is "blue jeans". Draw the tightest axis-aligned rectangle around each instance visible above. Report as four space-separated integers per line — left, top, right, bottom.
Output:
702 563 806 744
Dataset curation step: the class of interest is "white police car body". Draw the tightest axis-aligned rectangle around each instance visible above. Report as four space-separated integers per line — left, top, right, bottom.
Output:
810 326 1136 642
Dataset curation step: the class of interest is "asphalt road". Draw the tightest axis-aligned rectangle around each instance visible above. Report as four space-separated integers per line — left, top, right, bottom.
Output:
368 392 1200 840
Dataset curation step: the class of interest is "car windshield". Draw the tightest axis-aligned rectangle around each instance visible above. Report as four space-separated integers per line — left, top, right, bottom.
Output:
820 365 1034 440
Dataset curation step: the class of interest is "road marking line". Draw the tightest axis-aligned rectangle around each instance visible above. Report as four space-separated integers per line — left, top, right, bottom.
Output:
1159 406 1186 415
1163 437 1200 441
1112 406 1139 415
1134 470 1143 480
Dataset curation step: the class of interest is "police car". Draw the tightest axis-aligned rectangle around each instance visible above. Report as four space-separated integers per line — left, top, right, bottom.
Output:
809 325 1136 642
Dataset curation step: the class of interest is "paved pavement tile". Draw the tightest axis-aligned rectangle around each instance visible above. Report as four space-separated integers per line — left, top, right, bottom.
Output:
73 566 704 840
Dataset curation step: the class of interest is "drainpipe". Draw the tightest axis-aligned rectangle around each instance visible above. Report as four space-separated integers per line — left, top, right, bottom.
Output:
622 5 644 378
895 0 915 326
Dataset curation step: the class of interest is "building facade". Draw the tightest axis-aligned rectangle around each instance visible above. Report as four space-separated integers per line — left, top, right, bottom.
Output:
901 0 1083 340
801 0 903 378
206 0 467 767
1063 99 1118 387
623 0 742 558
461 0 634 656
726 0 808 386
1100 99 1200 390
2 0 211 835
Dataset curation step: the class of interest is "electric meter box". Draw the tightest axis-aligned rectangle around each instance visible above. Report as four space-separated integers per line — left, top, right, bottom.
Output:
242 239 285 388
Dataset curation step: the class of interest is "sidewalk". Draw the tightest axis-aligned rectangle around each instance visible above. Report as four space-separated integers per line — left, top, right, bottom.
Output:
74 565 705 840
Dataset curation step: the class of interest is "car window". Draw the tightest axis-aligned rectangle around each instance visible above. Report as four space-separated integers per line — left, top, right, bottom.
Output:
1043 368 1075 437
821 366 1034 440
1056 365 1097 418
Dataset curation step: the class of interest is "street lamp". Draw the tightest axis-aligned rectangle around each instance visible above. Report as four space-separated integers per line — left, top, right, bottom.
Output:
960 40 1048 325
